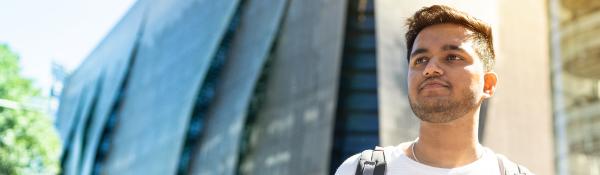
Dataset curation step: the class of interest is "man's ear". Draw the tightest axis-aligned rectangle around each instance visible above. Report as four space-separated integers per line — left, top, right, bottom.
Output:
483 72 497 98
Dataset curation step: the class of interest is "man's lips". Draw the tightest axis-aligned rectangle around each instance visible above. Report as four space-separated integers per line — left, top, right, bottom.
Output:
419 80 450 91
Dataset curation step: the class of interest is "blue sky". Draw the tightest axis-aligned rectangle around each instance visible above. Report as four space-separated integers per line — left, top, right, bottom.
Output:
0 0 136 95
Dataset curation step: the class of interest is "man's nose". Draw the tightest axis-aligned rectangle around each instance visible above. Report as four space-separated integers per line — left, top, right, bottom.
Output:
423 58 444 77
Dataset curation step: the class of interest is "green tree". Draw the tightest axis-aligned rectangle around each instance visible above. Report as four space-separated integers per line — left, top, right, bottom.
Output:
0 44 61 175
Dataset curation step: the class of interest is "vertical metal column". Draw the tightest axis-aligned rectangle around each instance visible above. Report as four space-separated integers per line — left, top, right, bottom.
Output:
550 0 569 174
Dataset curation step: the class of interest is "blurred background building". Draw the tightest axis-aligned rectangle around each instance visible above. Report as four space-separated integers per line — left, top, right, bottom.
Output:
53 0 599 175
550 0 600 174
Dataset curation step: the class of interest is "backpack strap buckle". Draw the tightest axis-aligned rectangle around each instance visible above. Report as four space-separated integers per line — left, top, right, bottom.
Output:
355 147 386 175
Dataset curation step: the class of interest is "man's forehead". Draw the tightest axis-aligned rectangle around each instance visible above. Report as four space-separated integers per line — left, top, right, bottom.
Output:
415 24 473 43
421 23 473 34
411 24 475 53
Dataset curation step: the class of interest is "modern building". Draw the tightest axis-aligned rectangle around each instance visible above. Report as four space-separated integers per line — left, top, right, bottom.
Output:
50 62 67 120
56 0 600 174
550 0 600 174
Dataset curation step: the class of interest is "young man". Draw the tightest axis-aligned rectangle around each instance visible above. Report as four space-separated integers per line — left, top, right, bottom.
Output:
335 5 533 175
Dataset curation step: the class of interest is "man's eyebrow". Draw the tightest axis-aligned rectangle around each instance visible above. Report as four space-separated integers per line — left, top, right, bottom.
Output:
410 48 428 58
442 44 467 53
410 45 467 58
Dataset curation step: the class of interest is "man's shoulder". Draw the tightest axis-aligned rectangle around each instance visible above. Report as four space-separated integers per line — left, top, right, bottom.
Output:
495 153 535 175
335 146 535 175
334 153 360 175
334 144 408 175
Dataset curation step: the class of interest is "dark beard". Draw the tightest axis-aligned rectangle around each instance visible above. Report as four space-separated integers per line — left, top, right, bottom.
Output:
409 88 480 123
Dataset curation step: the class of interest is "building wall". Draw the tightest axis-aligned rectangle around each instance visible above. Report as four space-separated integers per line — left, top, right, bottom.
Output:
100 0 241 174
485 1 554 175
236 0 346 174
551 0 600 174
57 0 347 174
55 1 147 174
188 0 289 174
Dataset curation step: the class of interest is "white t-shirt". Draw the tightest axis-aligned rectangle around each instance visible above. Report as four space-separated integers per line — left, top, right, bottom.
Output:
334 143 502 175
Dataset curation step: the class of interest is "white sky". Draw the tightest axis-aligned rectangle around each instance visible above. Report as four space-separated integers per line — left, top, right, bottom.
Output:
0 0 137 95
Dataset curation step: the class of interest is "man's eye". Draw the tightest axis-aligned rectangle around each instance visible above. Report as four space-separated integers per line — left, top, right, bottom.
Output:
447 55 463 61
414 57 428 64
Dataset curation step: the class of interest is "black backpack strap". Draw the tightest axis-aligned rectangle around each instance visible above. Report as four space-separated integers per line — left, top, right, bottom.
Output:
355 147 386 175
496 154 533 175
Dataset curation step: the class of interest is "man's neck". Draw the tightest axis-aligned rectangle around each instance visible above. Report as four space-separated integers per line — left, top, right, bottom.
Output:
409 110 484 168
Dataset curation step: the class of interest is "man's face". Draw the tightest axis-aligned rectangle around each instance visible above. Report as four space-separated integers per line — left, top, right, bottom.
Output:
407 23 496 123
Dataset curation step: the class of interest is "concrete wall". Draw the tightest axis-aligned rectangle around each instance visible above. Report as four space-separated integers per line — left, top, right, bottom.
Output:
485 0 554 175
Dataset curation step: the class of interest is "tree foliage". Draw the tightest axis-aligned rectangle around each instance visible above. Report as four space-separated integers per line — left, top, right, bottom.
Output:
0 44 61 175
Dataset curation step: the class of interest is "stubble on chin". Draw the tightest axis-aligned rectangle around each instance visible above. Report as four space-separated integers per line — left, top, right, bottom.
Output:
408 88 479 123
